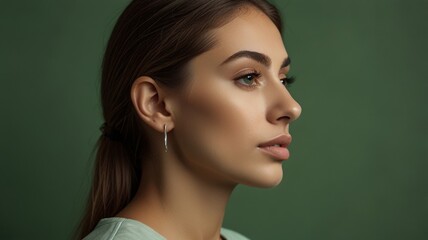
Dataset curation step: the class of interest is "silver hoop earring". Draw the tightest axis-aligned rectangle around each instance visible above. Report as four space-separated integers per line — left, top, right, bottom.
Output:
164 124 168 152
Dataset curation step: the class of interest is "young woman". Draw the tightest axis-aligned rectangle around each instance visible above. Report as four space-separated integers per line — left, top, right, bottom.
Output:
77 0 302 239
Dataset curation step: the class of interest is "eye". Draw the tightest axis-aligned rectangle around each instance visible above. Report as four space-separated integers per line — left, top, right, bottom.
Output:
280 75 297 88
234 71 262 89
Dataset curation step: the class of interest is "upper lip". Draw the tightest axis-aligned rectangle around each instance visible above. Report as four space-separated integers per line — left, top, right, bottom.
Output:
258 134 292 148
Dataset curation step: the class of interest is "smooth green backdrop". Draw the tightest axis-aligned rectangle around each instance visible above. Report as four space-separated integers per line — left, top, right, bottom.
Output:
1 0 427 239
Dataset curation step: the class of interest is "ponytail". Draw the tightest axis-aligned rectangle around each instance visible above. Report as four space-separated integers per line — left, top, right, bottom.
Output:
76 133 141 239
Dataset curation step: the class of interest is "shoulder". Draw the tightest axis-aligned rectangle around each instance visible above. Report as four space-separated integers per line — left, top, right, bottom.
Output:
83 217 249 240
221 227 251 240
83 217 166 240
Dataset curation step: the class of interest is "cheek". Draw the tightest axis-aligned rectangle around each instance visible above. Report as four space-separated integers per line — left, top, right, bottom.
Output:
174 81 264 170
186 85 263 145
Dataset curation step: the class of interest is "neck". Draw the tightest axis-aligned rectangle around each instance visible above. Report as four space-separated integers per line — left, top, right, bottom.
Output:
116 149 237 240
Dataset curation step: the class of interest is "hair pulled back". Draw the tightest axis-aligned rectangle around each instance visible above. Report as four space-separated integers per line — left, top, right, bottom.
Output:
77 0 282 238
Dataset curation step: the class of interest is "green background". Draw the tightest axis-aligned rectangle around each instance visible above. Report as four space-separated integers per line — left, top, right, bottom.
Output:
1 0 427 239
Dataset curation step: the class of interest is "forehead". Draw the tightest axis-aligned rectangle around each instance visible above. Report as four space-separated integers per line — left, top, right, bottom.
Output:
203 7 287 65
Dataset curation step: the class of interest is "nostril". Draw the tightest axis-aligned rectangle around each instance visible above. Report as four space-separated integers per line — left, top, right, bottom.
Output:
277 116 290 122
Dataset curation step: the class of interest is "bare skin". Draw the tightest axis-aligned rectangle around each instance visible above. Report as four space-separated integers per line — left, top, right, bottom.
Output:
118 7 302 240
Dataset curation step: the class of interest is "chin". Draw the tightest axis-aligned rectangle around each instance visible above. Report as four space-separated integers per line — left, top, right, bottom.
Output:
240 165 284 188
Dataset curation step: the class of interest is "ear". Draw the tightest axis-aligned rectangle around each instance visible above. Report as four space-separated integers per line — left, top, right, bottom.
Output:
131 76 174 133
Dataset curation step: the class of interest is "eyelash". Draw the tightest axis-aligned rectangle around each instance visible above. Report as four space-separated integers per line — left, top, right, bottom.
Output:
281 75 296 88
234 71 297 89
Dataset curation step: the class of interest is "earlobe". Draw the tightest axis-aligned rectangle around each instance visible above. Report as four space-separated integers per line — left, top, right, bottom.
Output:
131 76 174 132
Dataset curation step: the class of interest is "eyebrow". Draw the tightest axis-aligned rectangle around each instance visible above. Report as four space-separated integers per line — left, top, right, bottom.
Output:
220 50 291 69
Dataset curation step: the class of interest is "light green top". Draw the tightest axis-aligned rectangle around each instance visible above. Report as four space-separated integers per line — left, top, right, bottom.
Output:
83 217 250 240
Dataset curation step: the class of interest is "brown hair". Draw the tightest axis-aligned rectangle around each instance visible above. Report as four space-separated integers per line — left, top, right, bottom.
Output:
77 0 282 238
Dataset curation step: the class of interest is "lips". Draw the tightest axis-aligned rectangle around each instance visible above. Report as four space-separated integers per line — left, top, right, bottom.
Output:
257 134 292 160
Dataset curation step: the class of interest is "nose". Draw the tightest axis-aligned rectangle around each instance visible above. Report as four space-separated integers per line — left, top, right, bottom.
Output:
266 82 302 125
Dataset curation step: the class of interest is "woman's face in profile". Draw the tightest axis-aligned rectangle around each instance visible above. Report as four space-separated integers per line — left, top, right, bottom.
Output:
171 7 302 188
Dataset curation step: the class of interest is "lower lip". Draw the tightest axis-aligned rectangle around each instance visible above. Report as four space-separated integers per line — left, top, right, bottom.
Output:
258 146 290 160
